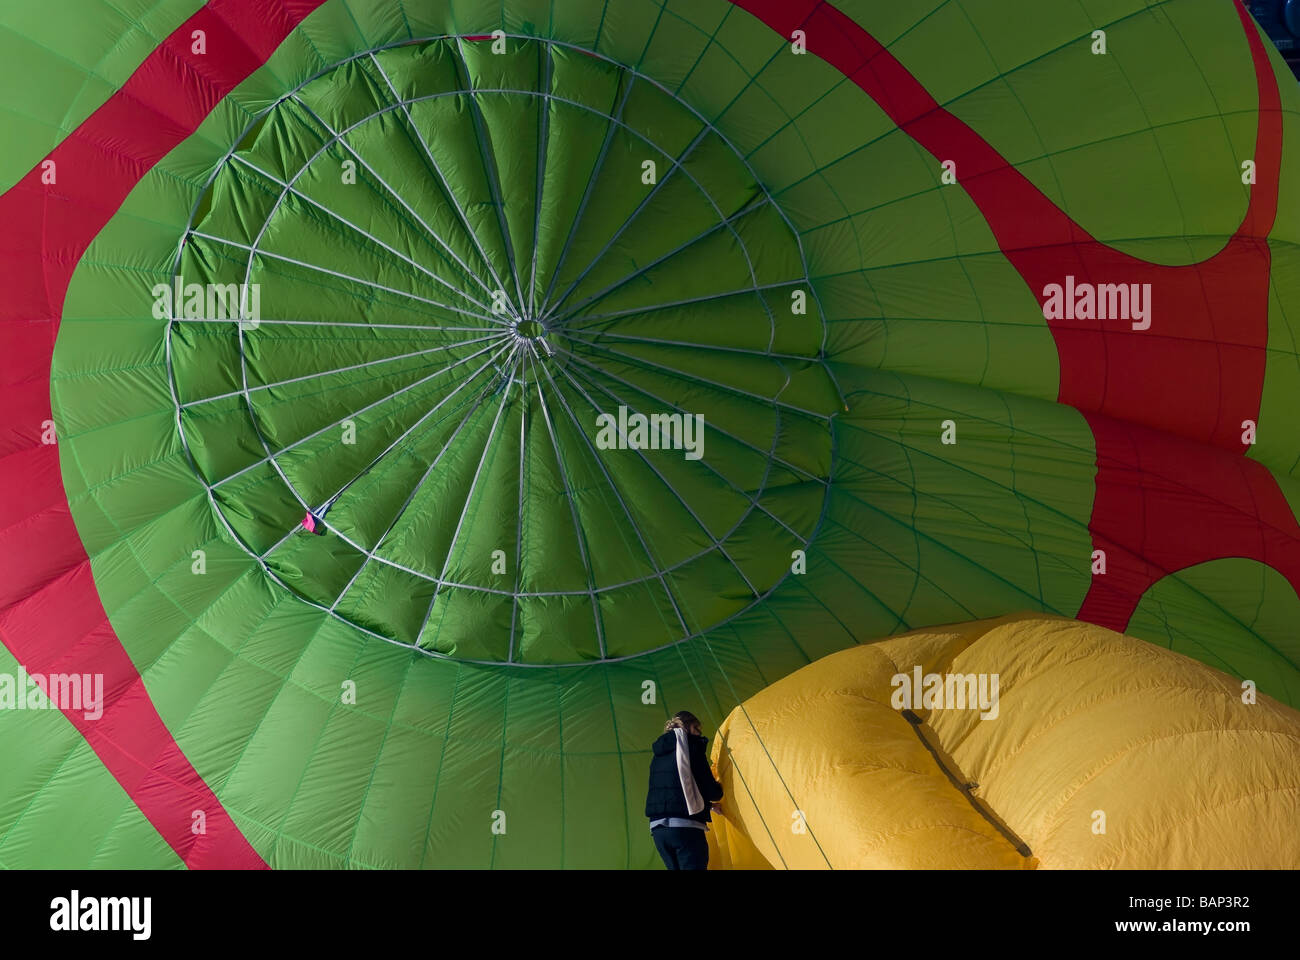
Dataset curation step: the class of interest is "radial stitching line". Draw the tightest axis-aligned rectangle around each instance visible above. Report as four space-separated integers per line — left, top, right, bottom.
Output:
537 71 637 314
551 360 762 598
420 343 527 648
366 51 512 303
292 81 502 307
530 354 693 640
552 343 828 484
561 356 807 544
199 339 505 491
192 229 504 325
523 344 608 658
549 195 773 325
311 337 518 516
563 328 822 365
563 278 809 332
452 35 529 316
228 153 498 316
520 32 828 360
182 335 499 408
570 333 831 422
540 125 711 322
507 364 528 663
326 339 518 611
555 354 806 564
267 338 515 569
171 316 499 333
528 43 553 316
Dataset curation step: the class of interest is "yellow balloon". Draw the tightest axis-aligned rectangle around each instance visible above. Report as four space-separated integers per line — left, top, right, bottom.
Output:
709 615 1300 869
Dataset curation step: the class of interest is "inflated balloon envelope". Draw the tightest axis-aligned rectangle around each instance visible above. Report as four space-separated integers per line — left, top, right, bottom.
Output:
708 615 1300 869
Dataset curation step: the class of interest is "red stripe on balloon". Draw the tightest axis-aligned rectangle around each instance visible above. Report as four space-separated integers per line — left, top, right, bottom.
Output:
730 0 1300 628
0 0 334 869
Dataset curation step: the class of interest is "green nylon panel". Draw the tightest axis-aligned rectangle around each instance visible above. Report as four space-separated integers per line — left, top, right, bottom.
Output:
0 641 183 869
1129 558 1300 706
0 0 206 192
162 36 836 662
837 0 1259 266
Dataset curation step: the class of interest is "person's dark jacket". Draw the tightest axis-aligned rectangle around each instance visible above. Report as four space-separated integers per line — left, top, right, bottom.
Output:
645 730 724 824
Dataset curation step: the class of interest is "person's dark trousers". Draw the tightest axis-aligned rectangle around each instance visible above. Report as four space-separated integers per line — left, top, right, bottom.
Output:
652 826 709 870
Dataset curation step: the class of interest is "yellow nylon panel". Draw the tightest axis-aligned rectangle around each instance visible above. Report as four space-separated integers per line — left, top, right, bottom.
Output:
707 627 1031 869
709 615 1300 868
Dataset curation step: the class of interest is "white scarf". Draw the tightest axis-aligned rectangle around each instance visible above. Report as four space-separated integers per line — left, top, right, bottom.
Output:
674 727 705 815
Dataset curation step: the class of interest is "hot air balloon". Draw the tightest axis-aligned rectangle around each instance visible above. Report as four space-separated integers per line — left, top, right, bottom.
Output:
0 0 1297 869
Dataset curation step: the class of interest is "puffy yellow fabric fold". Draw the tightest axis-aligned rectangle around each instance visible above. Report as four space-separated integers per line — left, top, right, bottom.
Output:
708 615 1300 868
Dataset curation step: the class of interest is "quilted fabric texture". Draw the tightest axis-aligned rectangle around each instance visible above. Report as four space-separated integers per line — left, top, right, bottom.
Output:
709 615 1300 868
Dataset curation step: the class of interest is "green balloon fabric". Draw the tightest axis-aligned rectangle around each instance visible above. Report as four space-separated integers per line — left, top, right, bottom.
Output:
166 37 841 665
0 0 1297 868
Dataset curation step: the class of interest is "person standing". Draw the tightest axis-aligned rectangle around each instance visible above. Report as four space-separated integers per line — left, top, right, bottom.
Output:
645 711 724 870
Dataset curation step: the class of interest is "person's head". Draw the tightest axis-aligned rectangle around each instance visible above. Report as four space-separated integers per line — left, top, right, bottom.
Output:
665 710 703 737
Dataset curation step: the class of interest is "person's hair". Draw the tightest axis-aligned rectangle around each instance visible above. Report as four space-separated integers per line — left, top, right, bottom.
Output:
665 710 702 734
